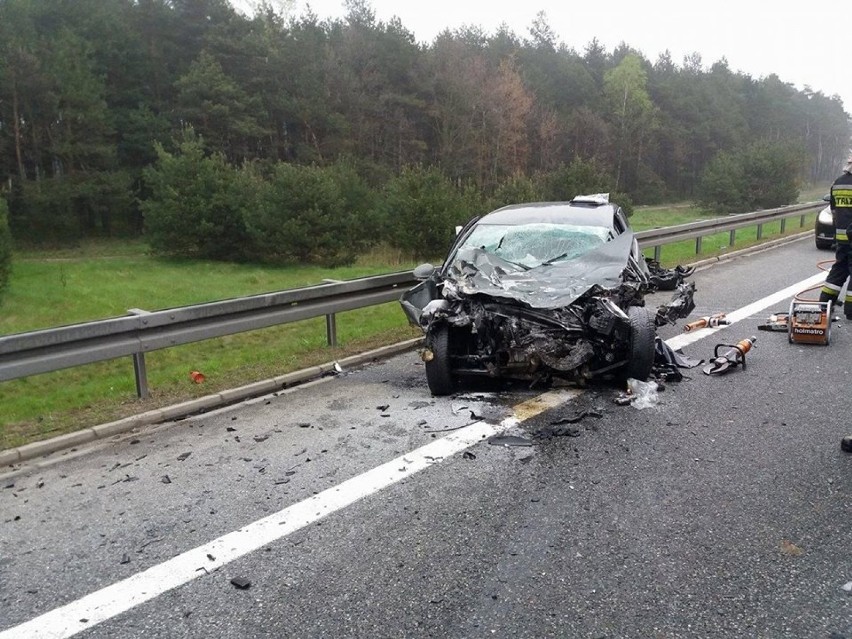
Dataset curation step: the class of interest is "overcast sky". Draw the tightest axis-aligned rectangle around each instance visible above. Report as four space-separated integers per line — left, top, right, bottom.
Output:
241 0 846 114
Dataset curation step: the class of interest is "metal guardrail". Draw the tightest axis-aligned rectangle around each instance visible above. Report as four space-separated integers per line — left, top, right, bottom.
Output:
0 271 418 398
0 201 822 397
636 201 821 261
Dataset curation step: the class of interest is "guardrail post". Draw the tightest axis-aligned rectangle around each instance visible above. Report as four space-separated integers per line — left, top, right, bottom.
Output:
695 236 702 254
321 279 343 348
729 229 736 247
800 214 805 227
780 218 786 233
757 223 763 240
127 308 150 399
326 313 337 347
653 245 661 262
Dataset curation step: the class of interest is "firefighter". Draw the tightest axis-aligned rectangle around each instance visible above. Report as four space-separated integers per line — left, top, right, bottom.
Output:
819 158 852 318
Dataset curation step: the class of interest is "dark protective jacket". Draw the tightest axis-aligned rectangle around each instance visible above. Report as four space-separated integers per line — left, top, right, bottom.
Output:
830 171 852 243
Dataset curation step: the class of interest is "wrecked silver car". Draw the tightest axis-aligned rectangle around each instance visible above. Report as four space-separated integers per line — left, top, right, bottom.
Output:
401 196 696 395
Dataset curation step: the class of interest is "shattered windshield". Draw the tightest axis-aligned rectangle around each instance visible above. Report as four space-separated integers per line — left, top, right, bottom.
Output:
456 223 610 269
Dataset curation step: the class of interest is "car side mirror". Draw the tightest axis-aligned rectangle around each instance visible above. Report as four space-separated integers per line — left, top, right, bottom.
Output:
823 194 831 202
413 263 436 280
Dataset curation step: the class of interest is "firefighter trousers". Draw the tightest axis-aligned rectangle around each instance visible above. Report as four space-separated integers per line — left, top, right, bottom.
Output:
820 242 852 317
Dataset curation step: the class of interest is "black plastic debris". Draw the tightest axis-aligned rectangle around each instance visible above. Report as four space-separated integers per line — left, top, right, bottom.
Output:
462 451 477 460
129 439 140 445
842 436 852 453
226 427 237 432
177 452 192 462
645 259 695 291
253 435 269 443
207 553 216 562
652 337 703 382
376 404 390 411
534 425 582 439
488 435 533 447
550 410 602 425
120 554 130 565
298 423 311 428
230 577 251 590
161 475 172 484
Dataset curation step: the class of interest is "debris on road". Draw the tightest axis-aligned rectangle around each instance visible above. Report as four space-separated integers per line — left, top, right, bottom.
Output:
841 436 852 453
779 539 804 556
614 378 659 409
702 336 756 375
462 451 476 460
120 554 130 565
652 337 703 382
177 452 192 461
487 435 533 447
534 425 582 439
550 409 603 425
230 577 251 590
161 475 171 484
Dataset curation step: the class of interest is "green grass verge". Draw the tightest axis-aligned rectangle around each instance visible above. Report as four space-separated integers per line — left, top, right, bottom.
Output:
0 199 821 449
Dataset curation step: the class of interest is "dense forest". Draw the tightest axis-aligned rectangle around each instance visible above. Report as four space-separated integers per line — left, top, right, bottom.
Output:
0 0 849 262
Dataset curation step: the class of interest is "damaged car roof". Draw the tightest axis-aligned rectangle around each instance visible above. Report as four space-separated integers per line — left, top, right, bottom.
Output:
465 201 623 230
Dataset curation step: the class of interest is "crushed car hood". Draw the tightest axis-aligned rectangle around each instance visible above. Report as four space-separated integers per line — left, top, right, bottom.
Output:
443 231 641 310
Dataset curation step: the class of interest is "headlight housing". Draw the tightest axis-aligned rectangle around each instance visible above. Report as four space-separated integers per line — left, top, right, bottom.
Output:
818 207 833 225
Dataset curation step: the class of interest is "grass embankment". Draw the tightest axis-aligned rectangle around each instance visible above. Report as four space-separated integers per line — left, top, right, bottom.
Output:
1 241 420 448
0 200 821 448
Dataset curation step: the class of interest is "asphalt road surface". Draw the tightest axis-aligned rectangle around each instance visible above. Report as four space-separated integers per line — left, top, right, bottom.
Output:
1 236 850 638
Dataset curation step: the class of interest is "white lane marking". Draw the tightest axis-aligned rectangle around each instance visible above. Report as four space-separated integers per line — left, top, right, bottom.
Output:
1 271 826 638
666 272 826 351
0 390 577 639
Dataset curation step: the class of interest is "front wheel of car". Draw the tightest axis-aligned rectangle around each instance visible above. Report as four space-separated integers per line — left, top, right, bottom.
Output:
623 306 656 381
815 238 833 250
425 325 455 396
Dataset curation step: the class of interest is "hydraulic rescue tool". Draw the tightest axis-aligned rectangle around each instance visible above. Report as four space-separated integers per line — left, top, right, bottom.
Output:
787 300 831 345
702 336 757 375
683 313 731 332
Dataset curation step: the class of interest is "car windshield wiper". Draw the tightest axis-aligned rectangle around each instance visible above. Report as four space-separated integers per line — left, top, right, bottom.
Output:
501 259 530 271
540 252 569 266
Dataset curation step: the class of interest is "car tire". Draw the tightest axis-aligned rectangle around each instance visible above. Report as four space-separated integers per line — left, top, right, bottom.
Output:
623 306 656 381
425 325 455 396
815 238 833 250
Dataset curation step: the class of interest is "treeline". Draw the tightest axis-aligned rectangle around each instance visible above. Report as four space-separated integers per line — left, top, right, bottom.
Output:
0 0 848 260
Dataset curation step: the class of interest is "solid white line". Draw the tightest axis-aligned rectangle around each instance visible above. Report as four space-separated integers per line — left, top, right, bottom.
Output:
0 271 826 638
0 390 577 639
